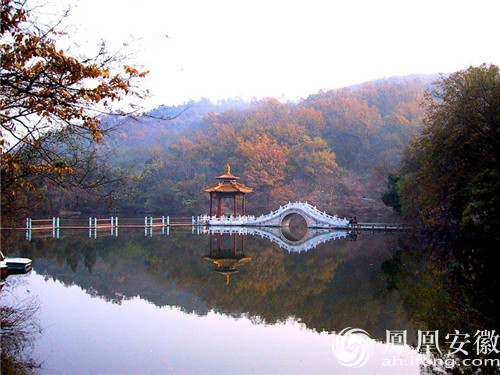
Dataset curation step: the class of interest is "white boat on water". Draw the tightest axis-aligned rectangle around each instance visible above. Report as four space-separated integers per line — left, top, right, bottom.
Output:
0 251 33 274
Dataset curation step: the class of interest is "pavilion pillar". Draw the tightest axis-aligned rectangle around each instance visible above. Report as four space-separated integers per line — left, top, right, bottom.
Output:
217 196 222 218
209 193 213 217
242 195 246 216
234 195 237 217
217 233 222 249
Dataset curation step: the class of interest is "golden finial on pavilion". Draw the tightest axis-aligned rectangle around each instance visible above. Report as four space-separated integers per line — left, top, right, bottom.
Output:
225 164 231 174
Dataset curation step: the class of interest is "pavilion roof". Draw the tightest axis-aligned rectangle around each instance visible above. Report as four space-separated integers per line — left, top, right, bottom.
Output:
203 164 252 194
202 181 253 194
216 164 240 180
203 256 251 269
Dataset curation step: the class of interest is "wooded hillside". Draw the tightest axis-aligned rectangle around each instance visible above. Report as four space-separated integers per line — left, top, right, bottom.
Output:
29 75 436 220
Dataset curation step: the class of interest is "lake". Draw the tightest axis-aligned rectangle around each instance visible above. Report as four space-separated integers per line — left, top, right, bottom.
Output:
1 226 498 374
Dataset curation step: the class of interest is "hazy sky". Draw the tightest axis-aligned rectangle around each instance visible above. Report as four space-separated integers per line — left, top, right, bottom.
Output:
49 0 500 109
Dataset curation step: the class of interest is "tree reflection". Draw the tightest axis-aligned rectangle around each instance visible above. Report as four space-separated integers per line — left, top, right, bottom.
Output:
381 235 500 374
6 225 500 373
14 229 415 339
0 279 43 374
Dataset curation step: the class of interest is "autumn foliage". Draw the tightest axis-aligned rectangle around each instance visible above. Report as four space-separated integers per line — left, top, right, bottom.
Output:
95 76 431 219
0 2 439 222
384 64 500 236
1 0 147 219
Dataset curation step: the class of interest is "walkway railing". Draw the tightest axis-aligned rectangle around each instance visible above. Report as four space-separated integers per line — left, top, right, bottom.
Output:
22 215 202 240
19 209 408 240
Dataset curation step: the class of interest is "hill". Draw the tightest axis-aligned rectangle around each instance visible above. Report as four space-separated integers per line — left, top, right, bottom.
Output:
35 74 437 220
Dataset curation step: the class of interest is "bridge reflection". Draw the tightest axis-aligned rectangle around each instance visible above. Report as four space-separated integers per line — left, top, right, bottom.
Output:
202 226 352 284
22 220 352 252
202 226 350 253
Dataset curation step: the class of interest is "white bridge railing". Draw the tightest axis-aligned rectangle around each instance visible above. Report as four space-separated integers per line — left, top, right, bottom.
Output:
201 201 349 228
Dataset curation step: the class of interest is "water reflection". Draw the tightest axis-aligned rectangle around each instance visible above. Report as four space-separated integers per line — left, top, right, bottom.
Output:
204 232 251 285
10 228 414 340
2 227 499 374
202 225 350 252
0 274 42 373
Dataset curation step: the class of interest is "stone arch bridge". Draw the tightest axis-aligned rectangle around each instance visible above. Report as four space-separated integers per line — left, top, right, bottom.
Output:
201 201 349 229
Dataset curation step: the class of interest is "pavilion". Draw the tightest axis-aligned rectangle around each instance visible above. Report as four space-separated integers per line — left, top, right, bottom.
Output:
202 164 253 217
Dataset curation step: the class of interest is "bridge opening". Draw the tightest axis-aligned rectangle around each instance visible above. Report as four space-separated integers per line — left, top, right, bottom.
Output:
281 213 308 242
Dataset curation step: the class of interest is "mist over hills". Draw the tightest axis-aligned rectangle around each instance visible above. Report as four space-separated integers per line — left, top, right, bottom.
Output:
43 74 438 219
103 74 436 161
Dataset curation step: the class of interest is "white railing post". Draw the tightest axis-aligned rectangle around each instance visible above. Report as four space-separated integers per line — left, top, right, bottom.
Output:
25 218 31 241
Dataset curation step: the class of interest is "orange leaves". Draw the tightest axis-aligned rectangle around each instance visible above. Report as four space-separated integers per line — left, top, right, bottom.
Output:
124 65 138 75
1 1 147 140
124 65 149 78
290 136 338 177
83 117 102 143
0 0 26 36
1 0 147 216
237 134 289 188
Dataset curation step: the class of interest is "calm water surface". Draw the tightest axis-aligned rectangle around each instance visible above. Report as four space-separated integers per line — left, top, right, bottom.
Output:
1 226 497 374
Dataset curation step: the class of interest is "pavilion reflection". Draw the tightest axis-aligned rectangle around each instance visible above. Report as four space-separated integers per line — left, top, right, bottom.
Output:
203 232 251 285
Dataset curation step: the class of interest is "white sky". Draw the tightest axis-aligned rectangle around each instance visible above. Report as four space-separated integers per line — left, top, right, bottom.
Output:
44 0 500 109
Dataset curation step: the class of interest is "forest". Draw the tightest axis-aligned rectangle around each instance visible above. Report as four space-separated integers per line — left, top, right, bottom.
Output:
2 1 498 237
13 75 435 222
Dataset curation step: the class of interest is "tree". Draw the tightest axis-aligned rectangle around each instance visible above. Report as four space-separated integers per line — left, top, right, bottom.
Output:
0 293 42 374
386 64 500 235
381 173 401 213
1 0 147 220
237 134 290 209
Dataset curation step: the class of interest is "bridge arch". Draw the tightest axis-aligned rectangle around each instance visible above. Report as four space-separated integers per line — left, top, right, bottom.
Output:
253 202 349 228
279 208 316 228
